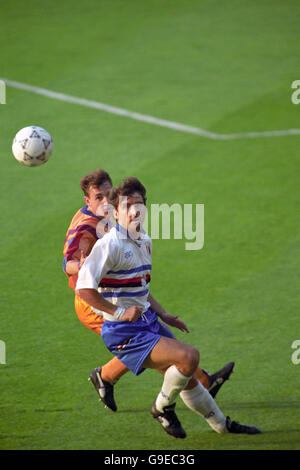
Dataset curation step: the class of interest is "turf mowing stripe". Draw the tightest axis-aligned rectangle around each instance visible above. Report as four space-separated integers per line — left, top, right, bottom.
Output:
3 78 300 140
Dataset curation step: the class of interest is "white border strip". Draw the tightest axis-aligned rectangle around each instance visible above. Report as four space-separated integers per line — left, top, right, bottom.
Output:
3 78 300 140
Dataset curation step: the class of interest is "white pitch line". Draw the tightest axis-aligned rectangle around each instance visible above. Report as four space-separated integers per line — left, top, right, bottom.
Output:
2 78 300 140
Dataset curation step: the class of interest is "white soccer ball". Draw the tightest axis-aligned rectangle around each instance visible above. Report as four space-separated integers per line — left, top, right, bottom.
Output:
12 125 53 167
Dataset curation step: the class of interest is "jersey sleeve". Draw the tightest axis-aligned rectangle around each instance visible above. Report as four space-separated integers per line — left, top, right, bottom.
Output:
76 235 117 291
63 224 97 272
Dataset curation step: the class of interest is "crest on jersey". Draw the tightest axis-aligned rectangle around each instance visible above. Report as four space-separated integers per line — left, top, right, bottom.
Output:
125 250 133 259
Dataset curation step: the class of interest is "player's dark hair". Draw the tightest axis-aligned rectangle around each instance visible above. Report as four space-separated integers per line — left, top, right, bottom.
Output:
80 168 112 196
109 177 147 208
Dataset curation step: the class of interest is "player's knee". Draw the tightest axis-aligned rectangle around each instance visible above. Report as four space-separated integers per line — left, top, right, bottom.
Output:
182 345 199 375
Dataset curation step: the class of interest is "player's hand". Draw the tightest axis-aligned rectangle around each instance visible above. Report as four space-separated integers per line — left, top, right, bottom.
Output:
122 306 143 322
160 312 190 333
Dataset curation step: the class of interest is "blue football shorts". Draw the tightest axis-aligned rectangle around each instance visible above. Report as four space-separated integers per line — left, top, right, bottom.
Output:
101 308 175 375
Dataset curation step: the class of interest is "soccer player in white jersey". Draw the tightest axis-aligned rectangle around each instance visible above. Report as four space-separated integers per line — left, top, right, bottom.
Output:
64 169 234 412
76 177 261 438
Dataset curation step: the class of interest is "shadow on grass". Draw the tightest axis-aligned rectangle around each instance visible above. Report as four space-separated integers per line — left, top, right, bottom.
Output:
219 400 300 410
118 400 300 414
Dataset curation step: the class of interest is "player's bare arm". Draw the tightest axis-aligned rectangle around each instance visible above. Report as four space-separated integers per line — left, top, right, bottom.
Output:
76 287 142 322
65 250 87 275
148 293 189 333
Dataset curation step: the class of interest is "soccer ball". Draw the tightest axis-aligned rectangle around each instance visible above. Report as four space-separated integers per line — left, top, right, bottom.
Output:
12 125 53 167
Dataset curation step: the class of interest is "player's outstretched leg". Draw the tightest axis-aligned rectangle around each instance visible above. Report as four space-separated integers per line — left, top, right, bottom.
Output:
180 380 261 435
180 379 228 433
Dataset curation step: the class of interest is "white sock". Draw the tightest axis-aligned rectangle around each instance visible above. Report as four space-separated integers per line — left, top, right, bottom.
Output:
180 382 228 433
155 365 191 412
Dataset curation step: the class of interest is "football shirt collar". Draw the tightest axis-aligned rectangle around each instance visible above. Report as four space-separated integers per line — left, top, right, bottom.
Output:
81 205 103 221
115 222 145 247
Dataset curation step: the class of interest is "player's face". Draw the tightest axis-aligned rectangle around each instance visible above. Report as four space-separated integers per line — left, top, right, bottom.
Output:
116 192 146 237
84 181 112 216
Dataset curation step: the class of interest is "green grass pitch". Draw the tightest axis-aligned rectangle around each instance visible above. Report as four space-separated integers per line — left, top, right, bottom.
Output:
0 0 300 451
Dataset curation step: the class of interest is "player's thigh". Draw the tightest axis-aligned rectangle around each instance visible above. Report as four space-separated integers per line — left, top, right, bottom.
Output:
142 336 199 371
